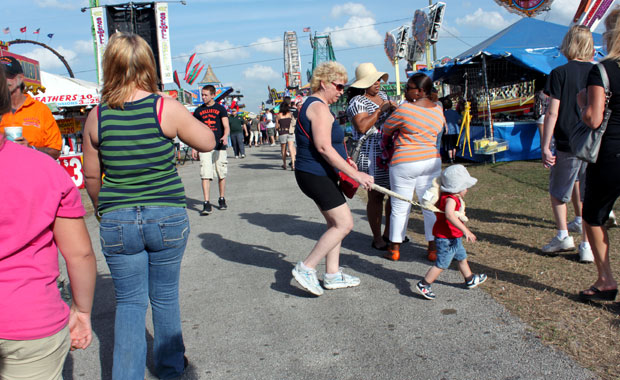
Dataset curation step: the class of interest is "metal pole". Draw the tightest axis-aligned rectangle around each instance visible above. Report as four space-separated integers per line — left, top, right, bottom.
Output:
429 0 437 64
395 57 401 99
481 54 495 163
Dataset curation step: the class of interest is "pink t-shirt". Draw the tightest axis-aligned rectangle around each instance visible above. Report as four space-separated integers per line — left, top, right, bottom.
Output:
0 140 85 340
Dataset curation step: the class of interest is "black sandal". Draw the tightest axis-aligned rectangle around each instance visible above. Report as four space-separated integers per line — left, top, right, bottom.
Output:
579 286 618 301
371 241 388 251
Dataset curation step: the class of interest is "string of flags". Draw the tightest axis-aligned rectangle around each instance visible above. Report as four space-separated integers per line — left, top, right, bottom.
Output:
2 27 54 39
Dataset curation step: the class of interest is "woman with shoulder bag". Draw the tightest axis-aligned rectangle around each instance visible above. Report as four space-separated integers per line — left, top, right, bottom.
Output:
577 7 620 302
346 63 397 251
291 61 374 296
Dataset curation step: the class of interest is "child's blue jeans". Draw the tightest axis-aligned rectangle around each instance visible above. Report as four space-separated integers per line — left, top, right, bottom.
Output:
435 237 467 269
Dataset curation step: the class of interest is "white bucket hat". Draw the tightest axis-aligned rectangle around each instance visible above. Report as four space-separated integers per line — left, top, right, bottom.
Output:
440 164 478 194
350 63 389 89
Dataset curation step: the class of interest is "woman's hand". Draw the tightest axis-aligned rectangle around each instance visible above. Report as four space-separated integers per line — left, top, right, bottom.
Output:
380 101 392 114
354 171 374 191
68 305 92 350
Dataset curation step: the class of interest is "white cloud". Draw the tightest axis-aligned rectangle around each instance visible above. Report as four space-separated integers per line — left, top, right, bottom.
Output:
23 46 77 71
331 2 372 18
324 15 382 48
242 64 280 81
455 8 513 30
192 40 249 61
252 37 281 54
36 0 82 10
74 40 93 54
538 0 580 24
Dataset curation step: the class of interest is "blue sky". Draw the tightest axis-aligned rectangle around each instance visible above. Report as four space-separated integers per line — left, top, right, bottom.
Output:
0 0 591 111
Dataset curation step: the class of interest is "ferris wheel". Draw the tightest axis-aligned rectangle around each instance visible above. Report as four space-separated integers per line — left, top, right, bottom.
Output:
283 31 302 89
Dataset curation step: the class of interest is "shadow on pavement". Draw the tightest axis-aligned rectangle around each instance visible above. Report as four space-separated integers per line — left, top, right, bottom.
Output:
197 232 314 298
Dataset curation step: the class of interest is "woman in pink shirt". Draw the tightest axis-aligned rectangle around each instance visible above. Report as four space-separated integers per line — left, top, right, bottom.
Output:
0 68 97 380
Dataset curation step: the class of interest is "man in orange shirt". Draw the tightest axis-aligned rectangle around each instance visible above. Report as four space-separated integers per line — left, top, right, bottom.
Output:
0 56 61 159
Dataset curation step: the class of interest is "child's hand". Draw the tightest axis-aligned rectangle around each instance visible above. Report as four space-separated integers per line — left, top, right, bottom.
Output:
464 230 476 243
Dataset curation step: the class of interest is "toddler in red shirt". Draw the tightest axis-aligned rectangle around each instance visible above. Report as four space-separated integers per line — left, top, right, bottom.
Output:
416 165 487 300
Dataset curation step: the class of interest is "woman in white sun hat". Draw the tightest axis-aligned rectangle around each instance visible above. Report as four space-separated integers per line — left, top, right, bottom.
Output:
346 62 398 251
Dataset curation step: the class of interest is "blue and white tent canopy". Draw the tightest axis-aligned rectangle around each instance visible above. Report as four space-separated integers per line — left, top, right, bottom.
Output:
429 18 604 86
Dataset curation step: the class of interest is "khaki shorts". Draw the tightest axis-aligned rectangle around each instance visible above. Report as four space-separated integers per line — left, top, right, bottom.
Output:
0 325 70 380
199 150 227 180
278 133 295 144
549 149 586 203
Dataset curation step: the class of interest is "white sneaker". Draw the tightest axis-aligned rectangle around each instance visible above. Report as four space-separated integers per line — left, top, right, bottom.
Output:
579 243 594 263
292 262 323 296
542 235 575 253
605 211 617 229
323 268 361 290
567 219 583 233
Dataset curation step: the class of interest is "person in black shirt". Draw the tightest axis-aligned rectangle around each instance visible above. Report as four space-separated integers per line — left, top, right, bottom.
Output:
192 85 230 214
540 25 593 261
578 8 620 301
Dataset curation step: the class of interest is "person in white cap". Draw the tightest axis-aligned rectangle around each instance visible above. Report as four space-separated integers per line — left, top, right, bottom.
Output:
416 164 487 300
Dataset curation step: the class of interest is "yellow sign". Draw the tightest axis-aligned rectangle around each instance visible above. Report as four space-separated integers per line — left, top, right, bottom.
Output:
57 118 83 134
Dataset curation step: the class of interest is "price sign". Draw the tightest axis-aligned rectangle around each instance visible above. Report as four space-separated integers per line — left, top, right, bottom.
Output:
57 118 83 135
59 154 84 189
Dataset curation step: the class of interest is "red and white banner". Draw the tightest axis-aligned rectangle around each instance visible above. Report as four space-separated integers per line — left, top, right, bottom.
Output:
91 7 107 85
155 3 173 84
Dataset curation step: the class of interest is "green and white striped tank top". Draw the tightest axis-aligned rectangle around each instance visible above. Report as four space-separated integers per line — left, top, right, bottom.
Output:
97 94 185 214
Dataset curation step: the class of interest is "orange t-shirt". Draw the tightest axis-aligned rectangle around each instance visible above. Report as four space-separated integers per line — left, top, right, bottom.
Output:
0 94 62 150
382 102 443 166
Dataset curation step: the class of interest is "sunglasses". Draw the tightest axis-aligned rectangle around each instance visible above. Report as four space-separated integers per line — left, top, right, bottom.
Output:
406 85 418 91
331 82 345 91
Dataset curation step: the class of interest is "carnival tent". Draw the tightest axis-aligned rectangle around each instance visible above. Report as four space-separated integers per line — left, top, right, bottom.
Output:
430 18 604 86
33 71 100 108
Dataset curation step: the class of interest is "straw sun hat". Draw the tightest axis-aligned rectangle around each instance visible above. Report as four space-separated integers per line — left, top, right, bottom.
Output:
350 62 388 89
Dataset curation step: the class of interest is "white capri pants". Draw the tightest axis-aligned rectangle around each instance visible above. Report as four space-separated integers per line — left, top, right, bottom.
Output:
250 130 261 145
389 157 442 243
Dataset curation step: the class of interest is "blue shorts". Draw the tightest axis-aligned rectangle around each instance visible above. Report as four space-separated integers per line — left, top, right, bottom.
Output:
434 237 467 269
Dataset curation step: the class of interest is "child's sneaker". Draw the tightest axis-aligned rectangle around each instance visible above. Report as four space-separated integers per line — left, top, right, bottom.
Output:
292 262 323 296
465 273 487 289
323 269 360 290
416 281 436 300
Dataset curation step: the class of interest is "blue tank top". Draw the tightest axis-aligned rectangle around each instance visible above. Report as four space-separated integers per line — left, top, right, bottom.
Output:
295 97 347 177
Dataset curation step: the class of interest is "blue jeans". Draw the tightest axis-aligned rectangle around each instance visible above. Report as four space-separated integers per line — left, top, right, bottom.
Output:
230 132 245 157
99 206 189 380
434 237 467 269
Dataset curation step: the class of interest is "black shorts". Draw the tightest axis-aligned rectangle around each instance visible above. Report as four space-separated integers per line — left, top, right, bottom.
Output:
442 134 458 150
295 170 345 211
583 159 620 226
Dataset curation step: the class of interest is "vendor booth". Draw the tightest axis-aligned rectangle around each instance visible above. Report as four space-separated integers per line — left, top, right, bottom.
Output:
429 18 604 162
34 71 100 188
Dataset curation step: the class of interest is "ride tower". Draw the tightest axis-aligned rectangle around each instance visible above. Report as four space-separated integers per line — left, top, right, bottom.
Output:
306 33 336 82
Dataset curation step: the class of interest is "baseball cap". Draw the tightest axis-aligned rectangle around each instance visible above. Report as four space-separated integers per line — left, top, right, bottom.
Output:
0 56 23 77
440 164 478 194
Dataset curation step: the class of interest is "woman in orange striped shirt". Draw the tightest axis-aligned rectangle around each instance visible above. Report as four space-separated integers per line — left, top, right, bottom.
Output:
382 73 444 261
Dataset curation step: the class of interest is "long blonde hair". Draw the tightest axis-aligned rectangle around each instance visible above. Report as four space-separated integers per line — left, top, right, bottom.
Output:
101 32 159 108
560 25 593 61
604 6 620 61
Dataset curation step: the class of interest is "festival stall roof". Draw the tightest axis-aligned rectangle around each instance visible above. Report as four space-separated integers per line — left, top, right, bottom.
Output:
33 71 100 108
430 18 604 87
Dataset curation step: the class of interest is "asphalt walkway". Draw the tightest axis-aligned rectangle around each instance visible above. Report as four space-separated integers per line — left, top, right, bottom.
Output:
63 144 596 380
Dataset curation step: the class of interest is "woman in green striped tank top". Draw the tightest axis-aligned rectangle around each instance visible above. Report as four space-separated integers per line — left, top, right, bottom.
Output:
82 33 215 380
